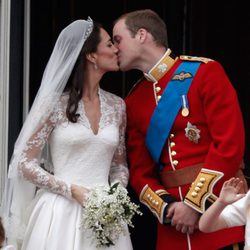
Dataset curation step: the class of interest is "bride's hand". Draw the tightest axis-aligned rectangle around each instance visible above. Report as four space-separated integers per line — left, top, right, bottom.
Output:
71 184 89 206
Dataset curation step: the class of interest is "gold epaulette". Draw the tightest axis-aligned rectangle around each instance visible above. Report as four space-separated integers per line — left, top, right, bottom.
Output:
180 55 214 64
140 185 168 223
184 168 224 213
126 77 144 97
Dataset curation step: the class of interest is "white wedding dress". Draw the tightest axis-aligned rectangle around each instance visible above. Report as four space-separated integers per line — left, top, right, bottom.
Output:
17 88 133 250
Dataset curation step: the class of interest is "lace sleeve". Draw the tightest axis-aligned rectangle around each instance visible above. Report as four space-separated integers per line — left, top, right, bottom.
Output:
109 100 129 187
17 108 72 199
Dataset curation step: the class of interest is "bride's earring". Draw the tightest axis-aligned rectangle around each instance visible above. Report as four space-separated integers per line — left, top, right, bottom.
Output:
94 63 98 70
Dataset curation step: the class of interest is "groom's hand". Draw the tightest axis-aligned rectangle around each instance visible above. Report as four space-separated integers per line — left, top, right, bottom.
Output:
166 201 200 234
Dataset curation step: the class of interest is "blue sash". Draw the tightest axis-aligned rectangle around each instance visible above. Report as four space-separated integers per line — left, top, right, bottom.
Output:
145 61 201 170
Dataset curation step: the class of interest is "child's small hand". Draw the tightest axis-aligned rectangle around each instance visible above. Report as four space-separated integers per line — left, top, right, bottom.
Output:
218 177 246 205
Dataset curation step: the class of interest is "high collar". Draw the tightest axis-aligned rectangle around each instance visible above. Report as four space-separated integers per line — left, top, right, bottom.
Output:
144 48 178 82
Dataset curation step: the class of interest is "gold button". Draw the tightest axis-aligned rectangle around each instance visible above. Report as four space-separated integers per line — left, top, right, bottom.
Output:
147 194 151 198
157 95 161 101
170 142 175 147
200 177 206 183
191 192 198 197
155 86 161 93
173 160 178 166
197 182 203 188
171 151 177 156
194 187 200 192
170 134 174 138
155 201 159 206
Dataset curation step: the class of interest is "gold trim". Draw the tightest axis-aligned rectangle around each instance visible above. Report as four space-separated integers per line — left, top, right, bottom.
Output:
155 189 169 196
140 185 167 223
184 168 224 213
144 49 178 82
180 55 213 64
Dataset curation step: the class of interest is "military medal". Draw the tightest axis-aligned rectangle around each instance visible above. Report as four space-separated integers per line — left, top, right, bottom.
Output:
185 122 200 143
181 95 189 117
182 107 189 117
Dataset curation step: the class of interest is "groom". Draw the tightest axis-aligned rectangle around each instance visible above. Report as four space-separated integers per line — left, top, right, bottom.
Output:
113 9 246 250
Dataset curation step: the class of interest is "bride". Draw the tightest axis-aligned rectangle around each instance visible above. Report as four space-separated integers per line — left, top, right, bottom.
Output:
1 17 133 250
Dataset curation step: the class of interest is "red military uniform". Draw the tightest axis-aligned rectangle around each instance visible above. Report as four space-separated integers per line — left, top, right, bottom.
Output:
125 49 245 250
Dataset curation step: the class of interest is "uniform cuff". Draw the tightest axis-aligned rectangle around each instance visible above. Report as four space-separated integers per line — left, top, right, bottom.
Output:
183 168 223 213
140 185 168 223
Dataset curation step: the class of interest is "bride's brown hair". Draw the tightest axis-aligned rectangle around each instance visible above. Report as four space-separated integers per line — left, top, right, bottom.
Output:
65 22 102 123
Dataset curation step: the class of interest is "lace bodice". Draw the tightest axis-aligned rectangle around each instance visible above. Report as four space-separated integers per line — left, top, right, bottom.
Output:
17 88 129 199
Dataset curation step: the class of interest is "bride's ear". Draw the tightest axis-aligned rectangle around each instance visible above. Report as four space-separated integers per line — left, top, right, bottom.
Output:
86 53 97 64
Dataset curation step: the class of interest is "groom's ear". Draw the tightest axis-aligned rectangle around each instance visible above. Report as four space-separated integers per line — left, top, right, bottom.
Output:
136 28 147 43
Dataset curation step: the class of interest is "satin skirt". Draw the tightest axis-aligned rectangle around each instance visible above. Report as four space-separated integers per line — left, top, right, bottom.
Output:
21 191 133 250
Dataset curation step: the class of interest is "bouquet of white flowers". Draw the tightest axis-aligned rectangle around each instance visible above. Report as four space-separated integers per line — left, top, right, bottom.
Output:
81 182 142 248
